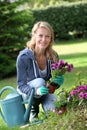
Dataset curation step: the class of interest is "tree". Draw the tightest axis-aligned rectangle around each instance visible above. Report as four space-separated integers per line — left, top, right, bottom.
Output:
0 0 34 79
27 0 86 8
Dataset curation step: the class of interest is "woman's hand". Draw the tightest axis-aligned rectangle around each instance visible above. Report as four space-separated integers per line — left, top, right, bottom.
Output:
53 76 64 86
36 86 49 96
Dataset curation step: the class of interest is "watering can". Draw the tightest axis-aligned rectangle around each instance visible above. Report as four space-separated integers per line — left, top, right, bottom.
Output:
0 86 34 128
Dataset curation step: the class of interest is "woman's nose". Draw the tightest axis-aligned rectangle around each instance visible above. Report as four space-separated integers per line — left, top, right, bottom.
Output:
41 36 46 41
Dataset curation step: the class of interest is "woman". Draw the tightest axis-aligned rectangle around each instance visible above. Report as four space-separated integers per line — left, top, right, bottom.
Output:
16 21 64 122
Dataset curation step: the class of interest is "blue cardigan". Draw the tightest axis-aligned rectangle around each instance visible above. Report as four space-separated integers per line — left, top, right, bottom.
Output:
16 48 52 96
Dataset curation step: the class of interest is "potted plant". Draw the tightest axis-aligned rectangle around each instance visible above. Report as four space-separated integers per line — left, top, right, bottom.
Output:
51 89 69 115
47 59 73 93
56 89 68 114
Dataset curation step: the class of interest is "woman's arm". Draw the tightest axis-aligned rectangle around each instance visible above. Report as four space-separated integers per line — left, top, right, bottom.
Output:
16 54 32 96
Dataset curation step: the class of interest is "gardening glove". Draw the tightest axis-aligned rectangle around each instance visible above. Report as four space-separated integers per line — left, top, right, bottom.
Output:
53 76 64 86
36 86 49 96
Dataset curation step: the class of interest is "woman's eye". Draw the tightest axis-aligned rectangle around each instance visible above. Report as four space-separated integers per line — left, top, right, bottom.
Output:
46 35 50 38
37 34 51 39
38 34 43 38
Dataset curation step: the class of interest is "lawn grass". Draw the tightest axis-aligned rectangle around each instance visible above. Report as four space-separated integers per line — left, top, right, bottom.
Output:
0 39 87 130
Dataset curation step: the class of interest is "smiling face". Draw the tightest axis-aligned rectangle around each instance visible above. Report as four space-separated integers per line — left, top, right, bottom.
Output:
34 27 52 53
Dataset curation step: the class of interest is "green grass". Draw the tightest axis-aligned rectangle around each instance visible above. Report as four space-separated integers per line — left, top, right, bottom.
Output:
0 39 87 130
54 39 87 90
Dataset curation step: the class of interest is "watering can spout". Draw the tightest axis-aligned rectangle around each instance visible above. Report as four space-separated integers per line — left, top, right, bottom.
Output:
24 88 35 122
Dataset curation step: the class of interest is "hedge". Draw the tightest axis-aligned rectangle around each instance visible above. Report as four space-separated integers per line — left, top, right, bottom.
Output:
32 1 87 40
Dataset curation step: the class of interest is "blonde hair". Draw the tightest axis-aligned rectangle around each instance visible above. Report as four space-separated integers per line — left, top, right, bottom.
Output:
27 21 58 62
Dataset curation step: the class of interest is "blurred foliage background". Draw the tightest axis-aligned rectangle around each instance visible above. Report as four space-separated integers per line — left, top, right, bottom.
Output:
0 0 87 79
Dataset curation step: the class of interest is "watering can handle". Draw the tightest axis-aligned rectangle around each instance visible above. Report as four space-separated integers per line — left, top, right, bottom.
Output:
0 86 18 97
0 86 17 122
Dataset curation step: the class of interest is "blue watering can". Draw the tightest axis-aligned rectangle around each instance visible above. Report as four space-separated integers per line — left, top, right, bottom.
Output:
0 86 34 128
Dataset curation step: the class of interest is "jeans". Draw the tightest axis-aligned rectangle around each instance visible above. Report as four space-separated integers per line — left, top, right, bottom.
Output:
17 78 57 121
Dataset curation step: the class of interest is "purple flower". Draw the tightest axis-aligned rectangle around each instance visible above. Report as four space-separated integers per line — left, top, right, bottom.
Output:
59 60 65 66
50 59 73 83
51 63 57 70
52 66 56 70
67 96 71 102
67 64 73 72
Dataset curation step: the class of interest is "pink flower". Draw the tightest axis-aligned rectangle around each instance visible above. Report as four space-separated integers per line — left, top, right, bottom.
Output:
70 90 79 96
79 92 84 99
84 92 87 99
69 85 87 105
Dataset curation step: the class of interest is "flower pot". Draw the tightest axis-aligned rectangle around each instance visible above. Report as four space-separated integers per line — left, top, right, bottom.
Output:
47 82 60 94
47 84 55 93
56 106 67 115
